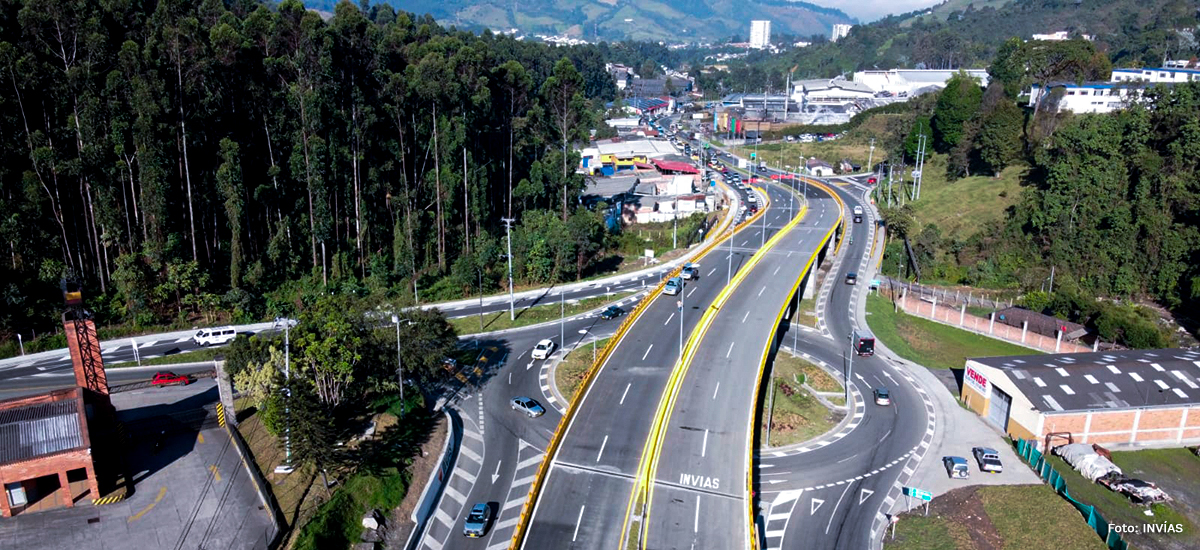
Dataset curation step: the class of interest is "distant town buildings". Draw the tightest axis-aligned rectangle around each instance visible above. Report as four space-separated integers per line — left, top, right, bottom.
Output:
852 69 990 97
831 23 852 42
1030 65 1200 114
1031 31 1093 41
1110 66 1200 83
749 20 772 49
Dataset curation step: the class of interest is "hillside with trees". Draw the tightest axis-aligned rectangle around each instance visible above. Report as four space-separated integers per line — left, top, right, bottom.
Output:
0 0 631 353
702 0 1199 90
874 39 1199 348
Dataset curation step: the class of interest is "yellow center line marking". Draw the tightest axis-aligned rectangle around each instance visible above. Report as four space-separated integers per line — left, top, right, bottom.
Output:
197 432 205 444
209 465 222 483
127 486 167 522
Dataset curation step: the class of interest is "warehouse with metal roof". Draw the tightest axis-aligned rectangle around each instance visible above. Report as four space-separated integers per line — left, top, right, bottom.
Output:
960 348 1200 449
0 387 99 517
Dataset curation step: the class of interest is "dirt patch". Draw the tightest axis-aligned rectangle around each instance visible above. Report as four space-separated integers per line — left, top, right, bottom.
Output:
901 486 1003 550
385 413 448 549
799 363 840 393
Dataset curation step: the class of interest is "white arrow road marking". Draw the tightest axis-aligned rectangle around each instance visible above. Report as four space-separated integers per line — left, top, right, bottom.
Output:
526 361 534 370
882 371 896 383
859 488 874 505
855 373 866 382
492 461 502 484
810 498 825 515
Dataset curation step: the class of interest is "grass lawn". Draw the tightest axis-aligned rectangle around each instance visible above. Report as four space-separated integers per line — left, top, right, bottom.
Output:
448 293 633 335
865 293 1041 370
1043 449 1200 550
878 154 1026 242
554 337 611 402
887 485 1106 550
106 346 222 368
762 353 844 447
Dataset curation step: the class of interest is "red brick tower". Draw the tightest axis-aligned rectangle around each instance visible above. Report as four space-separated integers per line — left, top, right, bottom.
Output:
61 280 111 408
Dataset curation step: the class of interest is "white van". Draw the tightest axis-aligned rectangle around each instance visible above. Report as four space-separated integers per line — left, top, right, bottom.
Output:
853 205 864 216
193 326 238 347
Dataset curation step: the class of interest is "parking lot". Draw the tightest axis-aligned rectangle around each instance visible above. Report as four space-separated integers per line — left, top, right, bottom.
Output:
0 381 276 549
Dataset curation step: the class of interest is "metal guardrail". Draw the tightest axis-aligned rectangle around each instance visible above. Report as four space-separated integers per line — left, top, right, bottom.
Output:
508 181 768 549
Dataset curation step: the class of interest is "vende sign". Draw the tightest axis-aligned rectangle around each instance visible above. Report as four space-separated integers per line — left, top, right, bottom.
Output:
965 365 990 398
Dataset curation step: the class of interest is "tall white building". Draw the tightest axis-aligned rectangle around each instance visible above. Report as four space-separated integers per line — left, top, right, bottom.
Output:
831 23 852 42
749 20 771 49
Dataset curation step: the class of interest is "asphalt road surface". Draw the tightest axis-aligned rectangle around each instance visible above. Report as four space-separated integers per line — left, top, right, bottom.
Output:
642 177 841 550
520 184 794 549
756 181 931 550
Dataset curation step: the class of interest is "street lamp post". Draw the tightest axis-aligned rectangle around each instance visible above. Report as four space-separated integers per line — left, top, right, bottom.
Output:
560 292 565 347
392 315 404 417
845 331 854 403
274 322 293 474
502 217 516 321
17 333 23 356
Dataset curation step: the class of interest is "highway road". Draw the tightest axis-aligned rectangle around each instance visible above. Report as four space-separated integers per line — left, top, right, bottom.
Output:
519 183 795 549
426 171 759 549
640 176 841 550
754 181 933 550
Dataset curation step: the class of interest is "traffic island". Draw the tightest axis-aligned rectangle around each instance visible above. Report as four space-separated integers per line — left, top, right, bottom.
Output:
760 353 846 447
553 337 611 402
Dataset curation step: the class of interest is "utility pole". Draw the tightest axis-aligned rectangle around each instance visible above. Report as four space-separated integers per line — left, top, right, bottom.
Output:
391 315 404 416
1048 266 1055 294
502 217 516 320
560 292 565 347
867 138 875 173
673 198 678 249
274 322 293 474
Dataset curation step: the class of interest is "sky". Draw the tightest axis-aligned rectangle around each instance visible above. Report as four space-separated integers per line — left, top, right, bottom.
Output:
805 0 945 23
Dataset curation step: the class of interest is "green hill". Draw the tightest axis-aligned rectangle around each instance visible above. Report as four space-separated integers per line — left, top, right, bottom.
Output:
306 0 855 42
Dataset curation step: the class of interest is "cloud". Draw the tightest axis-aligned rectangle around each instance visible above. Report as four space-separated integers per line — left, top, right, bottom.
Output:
803 0 945 23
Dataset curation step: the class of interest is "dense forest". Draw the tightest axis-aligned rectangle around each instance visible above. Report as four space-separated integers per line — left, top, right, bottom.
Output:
0 0 632 349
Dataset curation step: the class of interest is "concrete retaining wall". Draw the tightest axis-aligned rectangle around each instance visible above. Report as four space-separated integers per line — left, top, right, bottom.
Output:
405 408 459 550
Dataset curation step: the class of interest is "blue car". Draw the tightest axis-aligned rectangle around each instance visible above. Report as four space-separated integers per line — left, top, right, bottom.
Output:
462 503 491 537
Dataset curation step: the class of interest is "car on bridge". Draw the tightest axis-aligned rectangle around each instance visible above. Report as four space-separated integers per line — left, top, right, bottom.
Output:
681 264 700 280
972 447 1004 473
511 397 546 418
462 502 492 537
600 305 625 320
151 371 191 387
663 276 683 296
531 339 556 360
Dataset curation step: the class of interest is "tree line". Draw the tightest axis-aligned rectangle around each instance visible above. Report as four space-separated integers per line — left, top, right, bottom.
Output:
877 39 1199 347
0 0 628 345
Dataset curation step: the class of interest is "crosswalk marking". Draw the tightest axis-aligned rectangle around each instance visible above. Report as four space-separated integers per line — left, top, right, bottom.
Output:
516 454 544 470
460 445 482 464
443 485 466 504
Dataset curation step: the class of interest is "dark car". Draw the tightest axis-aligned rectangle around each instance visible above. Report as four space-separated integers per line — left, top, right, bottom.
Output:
151 371 191 387
681 264 700 280
462 503 492 537
600 305 625 320
845 272 857 285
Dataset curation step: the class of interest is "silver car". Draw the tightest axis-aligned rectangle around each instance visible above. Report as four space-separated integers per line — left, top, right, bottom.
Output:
511 397 546 418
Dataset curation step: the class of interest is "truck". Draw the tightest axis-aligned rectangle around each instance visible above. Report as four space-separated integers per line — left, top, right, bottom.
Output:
737 158 750 169
852 330 875 356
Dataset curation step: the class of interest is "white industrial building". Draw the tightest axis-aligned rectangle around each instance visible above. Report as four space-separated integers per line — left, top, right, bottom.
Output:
1028 82 1143 114
1110 66 1200 84
852 69 990 97
791 78 876 107
831 23 852 42
750 20 772 49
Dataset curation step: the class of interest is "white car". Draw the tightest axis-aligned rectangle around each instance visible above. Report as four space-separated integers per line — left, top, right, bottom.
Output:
193 326 237 347
531 339 556 360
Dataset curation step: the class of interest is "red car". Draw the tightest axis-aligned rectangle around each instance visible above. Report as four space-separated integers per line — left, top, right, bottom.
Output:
151 371 191 387
867 177 877 185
